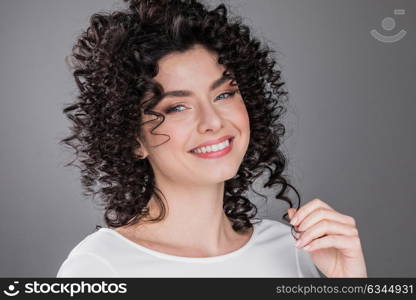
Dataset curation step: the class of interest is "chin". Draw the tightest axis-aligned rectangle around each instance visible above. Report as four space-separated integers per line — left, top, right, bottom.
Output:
213 166 240 182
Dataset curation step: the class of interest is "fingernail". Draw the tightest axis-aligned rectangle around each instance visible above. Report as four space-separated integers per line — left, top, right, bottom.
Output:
295 239 303 247
303 245 311 251
290 216 298 225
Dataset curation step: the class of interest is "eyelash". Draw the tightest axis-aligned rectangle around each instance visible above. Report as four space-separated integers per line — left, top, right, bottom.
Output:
164 91 238 114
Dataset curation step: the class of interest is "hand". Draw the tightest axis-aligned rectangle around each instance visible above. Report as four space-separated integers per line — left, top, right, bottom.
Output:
288 198 368 277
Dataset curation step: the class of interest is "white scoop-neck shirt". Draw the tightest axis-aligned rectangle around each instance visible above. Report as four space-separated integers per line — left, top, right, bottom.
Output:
57 218 321 277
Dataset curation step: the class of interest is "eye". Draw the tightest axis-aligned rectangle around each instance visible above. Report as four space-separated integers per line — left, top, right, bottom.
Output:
216 90 238 101
165 105 187 114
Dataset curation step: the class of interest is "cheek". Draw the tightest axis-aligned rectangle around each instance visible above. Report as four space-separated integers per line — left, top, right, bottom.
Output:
231 101 250 134
142 120 189 153
230 102 250 155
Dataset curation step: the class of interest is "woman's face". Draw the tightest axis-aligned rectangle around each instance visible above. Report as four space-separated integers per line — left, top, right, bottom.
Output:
137 44 250 186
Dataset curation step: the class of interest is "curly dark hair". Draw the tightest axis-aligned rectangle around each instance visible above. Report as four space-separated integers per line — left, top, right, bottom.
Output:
60 0 302 237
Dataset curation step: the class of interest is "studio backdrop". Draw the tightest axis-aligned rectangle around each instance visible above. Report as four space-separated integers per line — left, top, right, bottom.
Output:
0 0 415 277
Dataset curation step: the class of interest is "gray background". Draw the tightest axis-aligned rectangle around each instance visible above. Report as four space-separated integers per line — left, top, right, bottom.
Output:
0 0 414 277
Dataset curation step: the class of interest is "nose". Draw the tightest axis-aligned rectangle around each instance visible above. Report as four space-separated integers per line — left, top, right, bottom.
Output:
196 101 223 134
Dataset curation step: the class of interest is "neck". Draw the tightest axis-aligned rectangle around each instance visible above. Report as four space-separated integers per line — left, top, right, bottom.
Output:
129 175 243 256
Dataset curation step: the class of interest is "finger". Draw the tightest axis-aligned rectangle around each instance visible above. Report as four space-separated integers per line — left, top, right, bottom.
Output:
296 220 358 249
290 198 333 226
287 208 296 219
296 208 357 232
302 234 362 254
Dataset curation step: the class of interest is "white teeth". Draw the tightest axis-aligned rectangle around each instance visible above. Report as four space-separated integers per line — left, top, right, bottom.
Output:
192 139 231 154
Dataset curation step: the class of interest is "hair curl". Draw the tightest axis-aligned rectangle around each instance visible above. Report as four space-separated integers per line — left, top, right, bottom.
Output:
60 0 302 238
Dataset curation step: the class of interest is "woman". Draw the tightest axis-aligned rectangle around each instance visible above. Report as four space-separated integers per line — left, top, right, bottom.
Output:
57 0 367 277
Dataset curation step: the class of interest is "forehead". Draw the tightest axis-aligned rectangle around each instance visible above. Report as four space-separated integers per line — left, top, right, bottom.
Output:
154 45 226 90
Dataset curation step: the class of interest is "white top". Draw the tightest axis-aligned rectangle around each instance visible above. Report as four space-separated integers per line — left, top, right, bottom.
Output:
56 218 321 277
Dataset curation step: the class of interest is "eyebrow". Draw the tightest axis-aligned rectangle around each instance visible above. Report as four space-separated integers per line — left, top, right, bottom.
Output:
160 75 231 99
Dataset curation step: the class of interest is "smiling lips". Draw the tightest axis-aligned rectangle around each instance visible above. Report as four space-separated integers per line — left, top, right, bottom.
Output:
189 135 234 159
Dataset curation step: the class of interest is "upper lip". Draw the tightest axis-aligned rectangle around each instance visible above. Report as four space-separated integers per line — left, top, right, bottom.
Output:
189 135 234 152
